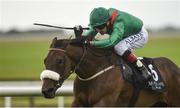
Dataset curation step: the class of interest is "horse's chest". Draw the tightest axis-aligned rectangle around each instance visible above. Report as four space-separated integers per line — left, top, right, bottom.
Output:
78 83 115 106
74 72 120 106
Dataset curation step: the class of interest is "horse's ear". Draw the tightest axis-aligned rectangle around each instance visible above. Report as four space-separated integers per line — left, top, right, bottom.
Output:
50 37 57 48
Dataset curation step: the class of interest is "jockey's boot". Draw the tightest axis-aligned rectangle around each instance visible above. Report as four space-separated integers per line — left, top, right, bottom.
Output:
122 50 151 83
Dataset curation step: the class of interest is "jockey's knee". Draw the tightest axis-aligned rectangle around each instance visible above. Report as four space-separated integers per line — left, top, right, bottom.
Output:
114 43 129 56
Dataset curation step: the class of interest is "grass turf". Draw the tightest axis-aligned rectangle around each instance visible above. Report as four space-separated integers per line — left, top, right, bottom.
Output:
0 34 180 80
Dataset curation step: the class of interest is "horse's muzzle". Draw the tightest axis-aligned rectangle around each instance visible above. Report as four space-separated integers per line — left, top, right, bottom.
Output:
42 87 56 98
41 78 59 99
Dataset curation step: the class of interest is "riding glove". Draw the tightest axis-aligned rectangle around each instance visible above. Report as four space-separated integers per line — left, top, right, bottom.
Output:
74 25 83 38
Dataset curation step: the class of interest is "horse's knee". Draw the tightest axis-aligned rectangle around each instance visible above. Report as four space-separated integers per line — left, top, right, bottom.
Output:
94 100 107 107
71 99 83 107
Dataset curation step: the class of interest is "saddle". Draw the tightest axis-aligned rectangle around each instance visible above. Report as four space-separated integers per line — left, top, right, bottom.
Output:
120 57 166 92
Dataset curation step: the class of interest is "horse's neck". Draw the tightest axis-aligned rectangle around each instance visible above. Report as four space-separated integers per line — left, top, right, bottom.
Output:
69 46 117 79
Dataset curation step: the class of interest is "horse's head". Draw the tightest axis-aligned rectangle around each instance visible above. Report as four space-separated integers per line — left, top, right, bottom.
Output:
40 37 73 98
40 37 115 98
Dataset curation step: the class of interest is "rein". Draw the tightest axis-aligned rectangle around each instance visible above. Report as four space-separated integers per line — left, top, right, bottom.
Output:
73 46 87 74
49 48 66 53
77 65 115 81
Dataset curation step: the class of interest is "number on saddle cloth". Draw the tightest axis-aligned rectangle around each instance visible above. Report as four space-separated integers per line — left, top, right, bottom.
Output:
120 57 166 92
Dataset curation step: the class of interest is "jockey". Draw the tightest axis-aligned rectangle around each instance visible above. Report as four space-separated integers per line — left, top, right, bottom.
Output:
74 7 151 82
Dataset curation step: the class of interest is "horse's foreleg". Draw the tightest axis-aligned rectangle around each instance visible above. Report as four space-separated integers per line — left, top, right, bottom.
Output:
93 96 117 107
71 99 83 107
71 92 89 107
93 86 123 107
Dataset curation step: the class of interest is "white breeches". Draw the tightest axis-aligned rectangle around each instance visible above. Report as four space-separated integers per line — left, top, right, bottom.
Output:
114 26 148 56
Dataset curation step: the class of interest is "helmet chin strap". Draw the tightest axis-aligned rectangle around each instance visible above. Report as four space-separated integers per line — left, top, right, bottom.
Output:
106 21 111 33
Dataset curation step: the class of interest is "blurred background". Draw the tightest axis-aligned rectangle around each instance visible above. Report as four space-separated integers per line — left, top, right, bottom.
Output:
0 0 180 107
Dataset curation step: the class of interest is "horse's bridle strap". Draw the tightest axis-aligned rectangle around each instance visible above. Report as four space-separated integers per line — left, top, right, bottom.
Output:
49 48 66 53
77 65 115 81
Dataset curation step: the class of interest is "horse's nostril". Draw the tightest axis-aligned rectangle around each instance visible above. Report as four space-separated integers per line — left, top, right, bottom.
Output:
42 90 48 95
42 88 54 95
42 88 55 99
47 88 54 92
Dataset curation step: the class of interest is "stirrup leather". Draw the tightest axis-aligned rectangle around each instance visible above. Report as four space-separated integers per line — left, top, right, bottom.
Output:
136 60 151 80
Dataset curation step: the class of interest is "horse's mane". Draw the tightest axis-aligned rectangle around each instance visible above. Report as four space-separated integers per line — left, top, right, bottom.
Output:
51 38 71 50
51 38 114 56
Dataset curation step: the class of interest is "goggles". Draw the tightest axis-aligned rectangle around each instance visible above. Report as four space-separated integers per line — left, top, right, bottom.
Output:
94 23 107 29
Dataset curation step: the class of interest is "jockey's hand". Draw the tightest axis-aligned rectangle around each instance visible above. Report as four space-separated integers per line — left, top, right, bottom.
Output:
74 25 83 38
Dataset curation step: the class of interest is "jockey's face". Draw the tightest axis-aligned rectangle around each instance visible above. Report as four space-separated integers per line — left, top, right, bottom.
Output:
95 23 108 35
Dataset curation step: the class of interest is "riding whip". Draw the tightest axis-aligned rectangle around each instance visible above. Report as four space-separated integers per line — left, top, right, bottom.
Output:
34 23 89 30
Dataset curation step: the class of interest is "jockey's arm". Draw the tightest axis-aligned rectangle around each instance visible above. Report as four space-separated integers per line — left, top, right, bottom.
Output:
91 22 124 48
82 27 97 40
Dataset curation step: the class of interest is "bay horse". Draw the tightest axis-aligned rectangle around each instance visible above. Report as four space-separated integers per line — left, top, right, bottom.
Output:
40 37 180 107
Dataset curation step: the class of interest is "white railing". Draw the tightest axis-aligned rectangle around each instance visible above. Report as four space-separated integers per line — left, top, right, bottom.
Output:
0 81 73 108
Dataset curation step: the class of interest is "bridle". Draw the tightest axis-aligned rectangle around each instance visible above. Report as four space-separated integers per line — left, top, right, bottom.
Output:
48 46 87 73
41 48 68 89
48 45 115 81
48 46 87 81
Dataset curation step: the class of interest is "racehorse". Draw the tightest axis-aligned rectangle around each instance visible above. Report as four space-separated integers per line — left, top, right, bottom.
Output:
40 37 180 107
